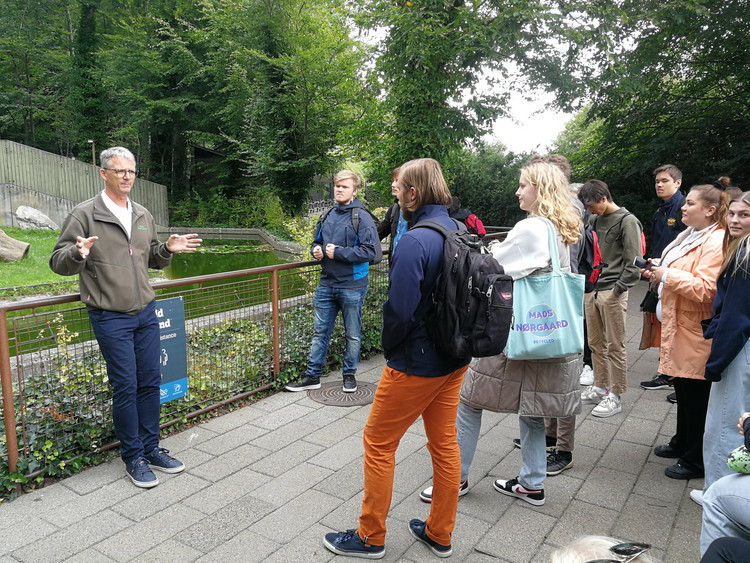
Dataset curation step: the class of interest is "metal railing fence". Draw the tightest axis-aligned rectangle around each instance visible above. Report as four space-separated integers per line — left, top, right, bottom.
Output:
0 259 388 491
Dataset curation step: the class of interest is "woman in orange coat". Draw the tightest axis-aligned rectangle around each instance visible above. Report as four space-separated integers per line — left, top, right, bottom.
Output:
641 183 729 480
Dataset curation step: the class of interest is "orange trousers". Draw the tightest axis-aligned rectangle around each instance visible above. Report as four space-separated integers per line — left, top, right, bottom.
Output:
357 364 467 546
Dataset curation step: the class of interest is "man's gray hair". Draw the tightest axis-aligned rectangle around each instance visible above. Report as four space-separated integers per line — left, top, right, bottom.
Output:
100 147 135 169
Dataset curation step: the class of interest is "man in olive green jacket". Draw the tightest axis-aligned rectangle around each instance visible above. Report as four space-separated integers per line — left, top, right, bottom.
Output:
50 146 201 488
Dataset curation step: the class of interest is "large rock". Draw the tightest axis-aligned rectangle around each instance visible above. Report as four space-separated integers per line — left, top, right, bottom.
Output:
0 229 30 261
15 205 59 230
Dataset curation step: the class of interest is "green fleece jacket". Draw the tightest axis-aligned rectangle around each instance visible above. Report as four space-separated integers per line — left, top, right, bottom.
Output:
50 194 173 313
590 207 643 296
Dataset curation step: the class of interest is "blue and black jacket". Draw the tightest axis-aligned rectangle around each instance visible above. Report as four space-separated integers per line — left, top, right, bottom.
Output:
703 250 750 382
381 204 471 377
311 199 378 289
651 190 686 258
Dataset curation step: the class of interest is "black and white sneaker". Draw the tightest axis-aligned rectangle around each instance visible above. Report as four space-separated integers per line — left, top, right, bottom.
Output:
419 479 469 503
285 375 321 392
493 477 545 506
546 450 573 476
343 374 357 393
640 374 673 390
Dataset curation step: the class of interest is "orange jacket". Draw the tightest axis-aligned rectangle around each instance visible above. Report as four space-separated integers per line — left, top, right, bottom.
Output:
653 226 725 379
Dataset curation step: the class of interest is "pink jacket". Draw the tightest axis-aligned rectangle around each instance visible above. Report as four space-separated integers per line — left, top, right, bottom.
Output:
655 226 725 379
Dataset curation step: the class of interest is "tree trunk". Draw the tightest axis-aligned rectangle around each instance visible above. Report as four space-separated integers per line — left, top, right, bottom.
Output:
0 230 31 262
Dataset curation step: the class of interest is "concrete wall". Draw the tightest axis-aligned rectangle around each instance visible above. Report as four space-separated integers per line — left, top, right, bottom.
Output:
0 140 169 227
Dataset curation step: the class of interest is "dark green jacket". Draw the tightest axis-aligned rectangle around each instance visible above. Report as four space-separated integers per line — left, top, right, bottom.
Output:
50 193 172 313
590 207 643 296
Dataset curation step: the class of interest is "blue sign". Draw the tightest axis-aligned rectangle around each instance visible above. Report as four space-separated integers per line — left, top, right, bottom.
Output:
156 297 188 403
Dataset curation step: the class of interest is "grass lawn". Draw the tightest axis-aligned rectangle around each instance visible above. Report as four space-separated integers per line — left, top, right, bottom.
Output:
0 227 77 297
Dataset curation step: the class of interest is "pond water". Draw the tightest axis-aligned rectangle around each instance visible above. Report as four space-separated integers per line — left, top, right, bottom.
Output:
163 241 293 279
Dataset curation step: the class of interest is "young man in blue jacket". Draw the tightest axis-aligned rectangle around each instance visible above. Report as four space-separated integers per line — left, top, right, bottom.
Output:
285 170 378 393
323 158 470 559
641 164 686 393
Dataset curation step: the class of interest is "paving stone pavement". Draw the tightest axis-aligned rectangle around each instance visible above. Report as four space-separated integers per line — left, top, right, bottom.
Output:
0 282 705 562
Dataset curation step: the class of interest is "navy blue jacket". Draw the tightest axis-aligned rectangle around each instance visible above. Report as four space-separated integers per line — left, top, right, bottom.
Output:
703 251 750 381
381 204 471 377
311 199 378 289
651 191 686 258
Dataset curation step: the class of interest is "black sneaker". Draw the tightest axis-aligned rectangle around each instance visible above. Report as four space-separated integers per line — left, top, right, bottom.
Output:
125 457 159 488
512 435 557 452
493 477 545 506
408 519 452 558
343 374 357 393
285 375 321 392
144 447 185 474
546 450 573 476
667 392 677 404
323 529 385 559
419 479 469 503
640 374 673 390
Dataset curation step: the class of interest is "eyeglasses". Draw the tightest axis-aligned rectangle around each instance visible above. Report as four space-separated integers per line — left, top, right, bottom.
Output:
103 168 137 178
586 542 651 563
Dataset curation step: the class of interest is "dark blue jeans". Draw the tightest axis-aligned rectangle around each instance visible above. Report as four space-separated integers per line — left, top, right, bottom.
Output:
89 300 161 463
305 285 368 378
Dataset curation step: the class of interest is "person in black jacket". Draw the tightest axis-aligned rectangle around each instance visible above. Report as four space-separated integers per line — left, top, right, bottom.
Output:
641 164 686 393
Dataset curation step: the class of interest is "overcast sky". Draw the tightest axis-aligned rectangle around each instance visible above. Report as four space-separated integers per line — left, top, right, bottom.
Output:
487 90 573 155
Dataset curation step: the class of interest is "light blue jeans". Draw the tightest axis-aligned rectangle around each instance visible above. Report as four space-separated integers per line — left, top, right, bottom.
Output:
455 403 546 489
703 339 750 490
305 285 367 378
700 473 750 555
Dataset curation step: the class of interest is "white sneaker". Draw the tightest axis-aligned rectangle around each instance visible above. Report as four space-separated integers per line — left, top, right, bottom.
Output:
581 385 607 404
579 365 594 386
592 394 622 418
690 489 704 506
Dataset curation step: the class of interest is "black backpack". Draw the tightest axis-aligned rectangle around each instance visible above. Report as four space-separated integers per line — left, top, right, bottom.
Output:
411 219 514 358
318 206 383 264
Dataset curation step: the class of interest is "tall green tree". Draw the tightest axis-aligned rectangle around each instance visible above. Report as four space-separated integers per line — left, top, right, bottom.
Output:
555 0 750 194
202 0 373 211
0 0 76 153
356 0 574 189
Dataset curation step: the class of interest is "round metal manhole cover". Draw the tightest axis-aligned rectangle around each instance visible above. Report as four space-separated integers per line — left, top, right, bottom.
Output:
308 381 377 407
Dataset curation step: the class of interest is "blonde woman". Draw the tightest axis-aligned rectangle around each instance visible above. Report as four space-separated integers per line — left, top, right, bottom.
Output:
420 161 582 507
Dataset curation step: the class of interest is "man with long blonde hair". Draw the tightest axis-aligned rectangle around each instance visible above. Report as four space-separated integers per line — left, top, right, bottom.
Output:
323 158 470 559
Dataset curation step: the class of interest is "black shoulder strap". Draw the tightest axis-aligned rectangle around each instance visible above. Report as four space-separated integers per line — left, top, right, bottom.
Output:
351 207 360 234
411 218 464 237
411 218 451 238
319 207 333 224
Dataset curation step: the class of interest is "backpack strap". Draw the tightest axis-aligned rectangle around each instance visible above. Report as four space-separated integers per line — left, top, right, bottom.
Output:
351 207 360 233
411 217 465 237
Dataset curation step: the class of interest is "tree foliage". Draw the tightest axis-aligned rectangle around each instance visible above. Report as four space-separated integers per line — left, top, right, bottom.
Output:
355 0 575 194
553 0 750 202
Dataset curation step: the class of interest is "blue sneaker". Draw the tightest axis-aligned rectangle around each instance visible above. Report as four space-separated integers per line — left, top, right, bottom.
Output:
144 447 185 474
323 529 385 559
125 457 159 488
408 519 452 558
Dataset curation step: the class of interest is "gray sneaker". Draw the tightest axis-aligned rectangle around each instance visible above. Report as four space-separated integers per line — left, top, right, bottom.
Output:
592 394 622 418
581 385 607 404
343 374 357 393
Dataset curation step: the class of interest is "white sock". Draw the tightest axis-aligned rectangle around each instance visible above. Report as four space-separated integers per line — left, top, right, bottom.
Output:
609 393 620 401
595 386 607 395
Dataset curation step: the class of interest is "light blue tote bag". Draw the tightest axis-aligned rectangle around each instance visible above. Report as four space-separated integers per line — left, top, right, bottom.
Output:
506 219 585 360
